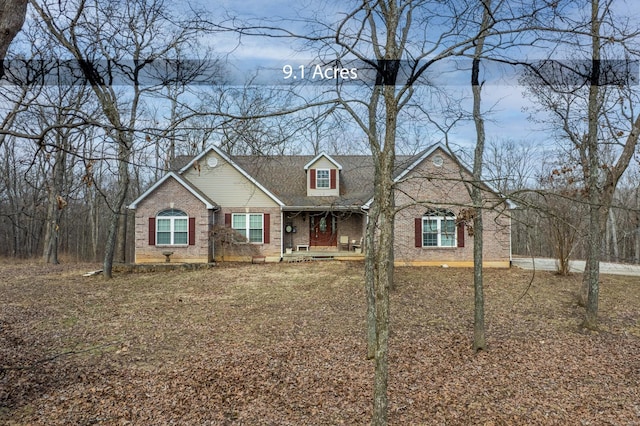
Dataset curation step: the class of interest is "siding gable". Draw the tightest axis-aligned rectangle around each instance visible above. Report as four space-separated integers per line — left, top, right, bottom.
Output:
305 156 341 197
183 151 281 208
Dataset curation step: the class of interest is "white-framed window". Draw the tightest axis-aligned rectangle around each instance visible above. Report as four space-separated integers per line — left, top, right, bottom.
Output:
316 169 330 189
157 209 188 245
232 213 264 243
422 209 456 247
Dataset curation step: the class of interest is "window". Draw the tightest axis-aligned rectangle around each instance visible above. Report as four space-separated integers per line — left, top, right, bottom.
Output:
422 209 456 247
309 168 337 191
232 213 264 243
156 209 188 245
316 169 330 188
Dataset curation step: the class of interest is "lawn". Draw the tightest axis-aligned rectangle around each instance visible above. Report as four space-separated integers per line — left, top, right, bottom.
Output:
1 260 639 425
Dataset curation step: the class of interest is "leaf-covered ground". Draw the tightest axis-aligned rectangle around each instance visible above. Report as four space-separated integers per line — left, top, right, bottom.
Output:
1 260 639 425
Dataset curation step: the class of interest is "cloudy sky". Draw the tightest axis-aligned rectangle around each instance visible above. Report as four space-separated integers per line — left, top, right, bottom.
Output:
201 0 549 145
188 0 639 155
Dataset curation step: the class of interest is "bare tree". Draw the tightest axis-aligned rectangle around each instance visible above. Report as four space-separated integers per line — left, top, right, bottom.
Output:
468 0 494 353
40 87 93 264
524 0 640 328
325 1 523 422
538 162 587 275
31 0 210 277
483 139 540 194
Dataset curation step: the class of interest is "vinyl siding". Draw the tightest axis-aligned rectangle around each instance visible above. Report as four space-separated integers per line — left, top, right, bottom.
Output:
306 156 340 196
182 152 280 208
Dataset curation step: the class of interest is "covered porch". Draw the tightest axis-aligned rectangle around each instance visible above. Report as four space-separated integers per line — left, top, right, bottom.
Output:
282 208 366 258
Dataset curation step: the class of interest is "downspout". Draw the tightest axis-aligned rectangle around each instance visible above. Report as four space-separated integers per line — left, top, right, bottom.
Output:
509 213 513 265
360 206 369 252
280 206 284 261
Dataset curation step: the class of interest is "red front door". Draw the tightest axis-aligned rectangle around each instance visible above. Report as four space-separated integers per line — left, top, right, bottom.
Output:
309 213 336 246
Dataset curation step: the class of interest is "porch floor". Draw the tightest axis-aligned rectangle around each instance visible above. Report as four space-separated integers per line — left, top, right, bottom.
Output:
283 249 364 262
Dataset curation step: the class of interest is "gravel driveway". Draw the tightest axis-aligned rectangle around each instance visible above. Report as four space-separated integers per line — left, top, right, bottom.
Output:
511 257 640 277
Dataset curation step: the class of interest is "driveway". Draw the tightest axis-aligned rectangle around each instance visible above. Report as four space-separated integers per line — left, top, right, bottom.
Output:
511 257 640 277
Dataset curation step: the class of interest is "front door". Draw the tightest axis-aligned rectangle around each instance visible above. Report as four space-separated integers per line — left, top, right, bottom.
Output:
309 213 336 246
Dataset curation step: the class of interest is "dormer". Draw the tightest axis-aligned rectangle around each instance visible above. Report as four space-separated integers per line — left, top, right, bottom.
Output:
304 152 342 197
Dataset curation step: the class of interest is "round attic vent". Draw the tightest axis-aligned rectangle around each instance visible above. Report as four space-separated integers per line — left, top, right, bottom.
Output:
206 157 218 168
432 154 444 167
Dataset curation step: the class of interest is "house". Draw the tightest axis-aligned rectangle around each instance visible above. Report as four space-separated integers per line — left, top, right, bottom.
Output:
128 142 512 267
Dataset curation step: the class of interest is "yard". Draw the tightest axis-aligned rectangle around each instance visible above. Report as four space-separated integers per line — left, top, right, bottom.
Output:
1 260 639 425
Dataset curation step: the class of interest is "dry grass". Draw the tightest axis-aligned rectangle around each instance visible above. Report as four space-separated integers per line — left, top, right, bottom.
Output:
1 261 639 425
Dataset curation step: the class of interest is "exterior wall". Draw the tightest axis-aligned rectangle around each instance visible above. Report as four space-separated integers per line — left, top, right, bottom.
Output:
306 156 340 197
336 213 365 250
393 148 511 267
181 151 284 262
213 206 282 262
134 178 212 264
284 212 308 250
183 151 280 208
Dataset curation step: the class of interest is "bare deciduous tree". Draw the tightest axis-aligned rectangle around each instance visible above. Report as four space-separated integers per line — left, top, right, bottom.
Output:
468 0 494 353
524 0 640 328
31 0 210 278
483 138 540 194
325 1 520 422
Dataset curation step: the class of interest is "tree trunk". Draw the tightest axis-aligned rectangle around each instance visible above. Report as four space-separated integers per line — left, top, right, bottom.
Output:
43 195 61 264
372 152 395 426
115 207 128 264
581 0 602 329
469 0 492 352
608 209 619 262
636 187 640 264
0 0 28 76
369 48 401 424
90 191 100 261
364 80 382 362
43 182 59 264
582 204 602 328
43 134 67 264
365 199 379 360
103 140 130 279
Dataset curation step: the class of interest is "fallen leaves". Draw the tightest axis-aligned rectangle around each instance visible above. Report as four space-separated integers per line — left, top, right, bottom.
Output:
1 262 639 424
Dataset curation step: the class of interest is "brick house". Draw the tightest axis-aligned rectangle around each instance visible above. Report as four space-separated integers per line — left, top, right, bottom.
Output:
128 142 512 266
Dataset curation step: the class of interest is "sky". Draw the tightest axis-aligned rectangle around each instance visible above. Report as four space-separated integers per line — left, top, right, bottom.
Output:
10 0 639 160
188 0 576 154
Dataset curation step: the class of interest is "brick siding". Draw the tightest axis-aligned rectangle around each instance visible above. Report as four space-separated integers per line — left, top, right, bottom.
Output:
134 177 212 263
393 149 511 266
214 207 282 261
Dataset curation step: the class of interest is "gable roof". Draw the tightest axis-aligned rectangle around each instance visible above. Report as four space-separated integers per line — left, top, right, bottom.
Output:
393 142 446 183
387 141 515 209
128 172 217 210
231 149 427 210
178 145 285 207
144 142 512 211
303 152 343 171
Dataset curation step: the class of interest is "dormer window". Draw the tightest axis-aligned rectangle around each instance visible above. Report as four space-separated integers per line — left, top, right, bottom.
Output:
304 152 342 196
316 169 330 188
